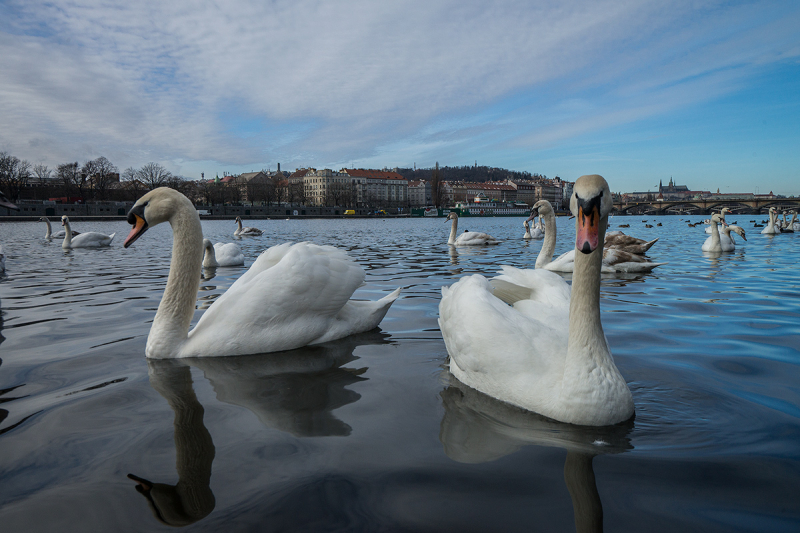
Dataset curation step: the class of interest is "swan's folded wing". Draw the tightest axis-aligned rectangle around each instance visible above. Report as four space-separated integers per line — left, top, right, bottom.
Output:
187 243 366 354
490 266 570 307
439 275 565 402
455 232 498 245
543 249 575 272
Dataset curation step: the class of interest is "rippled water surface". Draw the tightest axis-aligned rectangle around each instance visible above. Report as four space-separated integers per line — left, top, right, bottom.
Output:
1 215 799 532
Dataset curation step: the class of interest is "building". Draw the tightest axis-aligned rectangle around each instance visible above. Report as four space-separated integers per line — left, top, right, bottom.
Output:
302 169 354 206
408 180 432 207
341 169 408 207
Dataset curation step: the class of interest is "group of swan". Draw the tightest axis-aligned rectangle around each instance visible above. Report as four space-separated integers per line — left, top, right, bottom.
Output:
39 217 77 239
234 216 263 236
531 199 665 273
439 175 635 426
522 214 544 240
60 216 115 249
701 213 747 252
445 212 499 245
123 187 400 359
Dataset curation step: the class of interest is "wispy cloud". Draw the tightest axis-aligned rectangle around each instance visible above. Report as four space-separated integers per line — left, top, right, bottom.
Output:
0 0 798 191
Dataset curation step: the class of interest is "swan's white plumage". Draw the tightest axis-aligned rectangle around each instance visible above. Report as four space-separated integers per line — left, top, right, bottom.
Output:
234 216 263 236
761 207 779 234
202 239 245 267
125 188 399 359
446 212 498 245
60 216 114 248
439 175 634 426
701 214 725 252
39 217 74 239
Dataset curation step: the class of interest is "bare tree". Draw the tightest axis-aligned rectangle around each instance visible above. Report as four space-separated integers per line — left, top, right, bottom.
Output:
82 156 118 201
0 152 32 202
33 163 52 182
120 166 146 202
57 161 89 202
137 162 172 190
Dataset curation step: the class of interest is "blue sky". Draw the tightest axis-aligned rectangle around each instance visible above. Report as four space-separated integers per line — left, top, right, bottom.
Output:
1 0 798 195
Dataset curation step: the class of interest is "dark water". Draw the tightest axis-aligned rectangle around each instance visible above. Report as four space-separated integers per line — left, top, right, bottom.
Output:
0 215 798 532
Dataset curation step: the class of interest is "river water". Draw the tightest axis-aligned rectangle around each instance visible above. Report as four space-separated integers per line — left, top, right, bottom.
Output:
0 215 798 532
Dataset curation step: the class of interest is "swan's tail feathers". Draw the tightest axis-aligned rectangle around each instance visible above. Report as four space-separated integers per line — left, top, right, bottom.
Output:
614 261 667 273
108 233 116 243
642 238 658 252
316 287 401 344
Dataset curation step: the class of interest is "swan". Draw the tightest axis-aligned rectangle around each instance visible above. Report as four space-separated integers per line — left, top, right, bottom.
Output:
718 225 746 251
234 216 263 236
439 175 634 426
533 200 664 273
445 212 499 245
701 213 725 252
123 187 400 359
202 239 245 267
39 216 79 239
523 217 533 240
704 208 730 234
761 207 779 234
604 231 658 254
790 211 800 231
60 216 115 248
779 211 794 233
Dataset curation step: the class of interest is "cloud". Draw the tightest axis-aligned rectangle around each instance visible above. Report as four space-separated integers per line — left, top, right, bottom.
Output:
0 0 798 187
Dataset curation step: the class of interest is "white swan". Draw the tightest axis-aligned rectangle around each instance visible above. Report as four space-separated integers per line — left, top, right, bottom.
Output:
202 239 245 267
704 207 731 234
39 216 78 239
701 213 726 252
523 218 533 240
60 216 115 248
790 211 800 231
718 225 746 251
439 175 634 426
123 187 400 359
779 211 795 233
761 207 779 234
234 216 263 236
445 212 499 245
533 200 664 273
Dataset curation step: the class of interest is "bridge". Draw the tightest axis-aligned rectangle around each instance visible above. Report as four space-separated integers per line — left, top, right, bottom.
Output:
612 197 800 216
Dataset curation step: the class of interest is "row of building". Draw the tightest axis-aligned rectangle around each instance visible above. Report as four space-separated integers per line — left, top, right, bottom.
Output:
619 178 778 202
223 166 576 209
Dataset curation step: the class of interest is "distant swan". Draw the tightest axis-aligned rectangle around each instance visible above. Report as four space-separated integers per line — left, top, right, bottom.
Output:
761 207 779 234
60 216 115 248
202 239 245 267
445 212 499 245
123 187 400 358
39 216 78 239
234 216 262 236
604 231 658 254
439 175 634 426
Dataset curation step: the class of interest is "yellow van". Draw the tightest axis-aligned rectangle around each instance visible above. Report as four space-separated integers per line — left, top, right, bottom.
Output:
344 210 356 215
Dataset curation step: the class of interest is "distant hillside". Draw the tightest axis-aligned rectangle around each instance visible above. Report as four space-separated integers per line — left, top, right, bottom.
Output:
394 165 542 183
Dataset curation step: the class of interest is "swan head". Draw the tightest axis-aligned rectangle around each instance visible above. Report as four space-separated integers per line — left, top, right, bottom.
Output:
729 225 746 241
531 200 553 217
711 213 723 225
523 219 530 229
445 212 458 222
235 216 242 223
61 215 69 226
570 174 612 255
124 187 194 248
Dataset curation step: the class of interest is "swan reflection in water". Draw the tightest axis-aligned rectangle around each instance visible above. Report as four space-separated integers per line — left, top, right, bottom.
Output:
128 330 392 526
439 375 633 533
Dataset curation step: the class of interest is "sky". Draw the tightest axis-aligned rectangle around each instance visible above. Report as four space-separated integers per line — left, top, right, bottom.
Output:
1 0 799 195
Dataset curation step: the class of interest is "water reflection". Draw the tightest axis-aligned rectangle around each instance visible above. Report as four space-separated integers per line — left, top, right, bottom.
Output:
439 375 632 533
129 331 391 526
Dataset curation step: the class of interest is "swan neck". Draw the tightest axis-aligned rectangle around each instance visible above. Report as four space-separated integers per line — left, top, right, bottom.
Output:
44 218 52 238
448 216 457 245
62 219 72 247
202 244 217 268
149 205 204 357
710 220 721 247
536 211 557 268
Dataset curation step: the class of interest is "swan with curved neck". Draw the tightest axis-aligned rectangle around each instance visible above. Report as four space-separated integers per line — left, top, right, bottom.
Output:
523 218 533 240
234 217 262 236
534 200 663 273
445 212 498 245
124 187 400 358
60 216 114 248
202 239 244 267
439 175 634 426
701 213 725 252
719 225 746 251
761 207 779 234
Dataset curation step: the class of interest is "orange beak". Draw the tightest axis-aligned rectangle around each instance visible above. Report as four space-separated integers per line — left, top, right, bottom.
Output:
124 214 148 248
576 204 600 254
